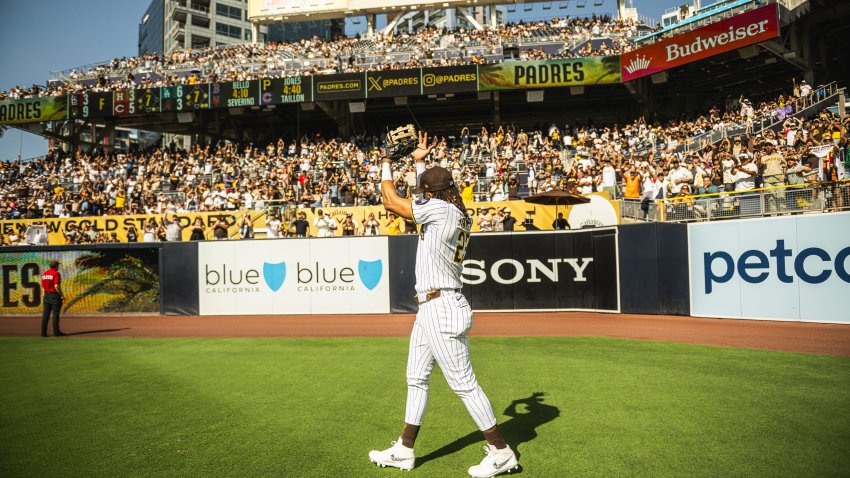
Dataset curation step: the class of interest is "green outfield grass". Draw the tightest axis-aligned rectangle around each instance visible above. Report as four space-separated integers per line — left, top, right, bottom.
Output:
1 336 849 477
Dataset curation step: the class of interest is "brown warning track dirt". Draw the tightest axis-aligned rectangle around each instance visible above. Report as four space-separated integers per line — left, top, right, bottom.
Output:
2 312 849 357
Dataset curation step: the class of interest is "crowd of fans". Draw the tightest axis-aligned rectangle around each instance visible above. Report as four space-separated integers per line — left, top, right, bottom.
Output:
1 79 847 246
0 15 645 101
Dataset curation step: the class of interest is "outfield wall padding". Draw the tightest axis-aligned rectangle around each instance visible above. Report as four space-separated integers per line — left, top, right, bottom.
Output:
2 224 691 317
617 223 689 316
389 228 621 314
160 242 199 316
388 235 418 314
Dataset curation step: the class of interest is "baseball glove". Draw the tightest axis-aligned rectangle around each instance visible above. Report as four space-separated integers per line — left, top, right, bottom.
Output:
384 124 418 160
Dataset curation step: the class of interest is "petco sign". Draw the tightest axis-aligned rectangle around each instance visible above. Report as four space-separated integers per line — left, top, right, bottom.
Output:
198 236 389 315
621 4 779 82
689 213 850 323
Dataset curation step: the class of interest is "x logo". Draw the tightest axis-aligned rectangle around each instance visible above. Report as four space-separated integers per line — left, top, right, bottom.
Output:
368 77 383 91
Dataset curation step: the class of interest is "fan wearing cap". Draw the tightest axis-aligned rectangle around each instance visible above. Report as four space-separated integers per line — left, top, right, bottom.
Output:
760 142 786 212
370 131 518 477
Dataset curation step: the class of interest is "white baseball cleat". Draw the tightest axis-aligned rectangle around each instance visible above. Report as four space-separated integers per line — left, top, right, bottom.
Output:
468 444 519 478
369 437 415 471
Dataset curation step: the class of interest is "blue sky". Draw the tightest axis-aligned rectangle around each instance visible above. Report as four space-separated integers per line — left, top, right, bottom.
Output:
0 0 686 162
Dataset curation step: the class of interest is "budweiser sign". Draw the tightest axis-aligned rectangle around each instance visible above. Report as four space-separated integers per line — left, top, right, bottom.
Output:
621 4 779 82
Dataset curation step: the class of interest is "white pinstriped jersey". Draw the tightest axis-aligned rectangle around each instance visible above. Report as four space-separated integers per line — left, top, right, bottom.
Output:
411 198 472 294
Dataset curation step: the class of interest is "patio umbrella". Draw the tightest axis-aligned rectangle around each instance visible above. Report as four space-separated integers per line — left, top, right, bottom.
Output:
523 189 590 226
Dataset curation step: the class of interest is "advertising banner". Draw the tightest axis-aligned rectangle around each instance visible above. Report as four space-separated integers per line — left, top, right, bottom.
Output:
0 211 253 245
621 4 780 82
0 195 619 245
478 57 621 90
366 69 421 98
462 229 619 312
388 229 619 313
0 247 160 315
314 73 366 101
689 213 850 323
197 236 390 315
211 80 260 109
272 194 618 237
259 76 312 104
0 96 67 125
421 65 478 94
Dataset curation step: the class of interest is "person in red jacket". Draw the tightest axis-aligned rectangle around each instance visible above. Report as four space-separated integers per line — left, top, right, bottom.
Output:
41 260 66 337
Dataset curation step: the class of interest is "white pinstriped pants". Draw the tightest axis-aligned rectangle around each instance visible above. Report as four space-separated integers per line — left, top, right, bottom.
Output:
404 292 497 431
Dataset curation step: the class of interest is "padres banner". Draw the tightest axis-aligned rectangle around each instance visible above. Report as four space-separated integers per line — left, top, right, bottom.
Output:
0 96 67 125
366 69 421 98
0 247 160 315
314 73 366 101
421 65 479 94
478 57 621 91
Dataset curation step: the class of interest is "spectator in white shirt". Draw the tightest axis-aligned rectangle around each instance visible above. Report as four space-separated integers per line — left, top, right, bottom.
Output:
313 210 337 237
600 159 618 198
733 156 758 191
668 160 694 195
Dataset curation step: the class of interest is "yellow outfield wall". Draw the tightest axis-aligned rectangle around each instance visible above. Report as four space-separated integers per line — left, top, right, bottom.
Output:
0 195 619 245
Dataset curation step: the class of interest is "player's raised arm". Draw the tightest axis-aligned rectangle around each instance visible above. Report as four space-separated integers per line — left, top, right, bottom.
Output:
381 130 434 221
381 158 413 220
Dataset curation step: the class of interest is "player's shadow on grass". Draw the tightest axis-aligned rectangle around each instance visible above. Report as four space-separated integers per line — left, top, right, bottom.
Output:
417 392 559 468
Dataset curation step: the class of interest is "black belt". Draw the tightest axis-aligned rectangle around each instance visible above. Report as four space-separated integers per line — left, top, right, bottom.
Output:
414 289 460 305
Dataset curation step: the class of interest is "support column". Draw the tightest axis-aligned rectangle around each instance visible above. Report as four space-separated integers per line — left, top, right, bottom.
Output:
251 22 260 44
838 88 846 120
367 14 376 37
489 5 497 28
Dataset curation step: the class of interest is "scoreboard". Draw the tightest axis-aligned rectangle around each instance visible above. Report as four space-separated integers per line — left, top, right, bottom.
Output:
68 92 113 119
135 88 161 113
211 80 260 108
113 89 134 116
260 77 312 105
161 84 211 111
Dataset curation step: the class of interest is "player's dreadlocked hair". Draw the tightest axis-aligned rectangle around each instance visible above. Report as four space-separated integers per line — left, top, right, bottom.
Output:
430 185 469 219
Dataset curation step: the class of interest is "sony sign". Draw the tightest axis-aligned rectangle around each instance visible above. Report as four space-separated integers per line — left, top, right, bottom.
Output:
462 258 594 285
689 213 850 323
455 230 619 312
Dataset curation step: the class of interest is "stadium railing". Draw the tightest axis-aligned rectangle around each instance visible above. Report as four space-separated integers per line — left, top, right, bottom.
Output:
620 180 850 223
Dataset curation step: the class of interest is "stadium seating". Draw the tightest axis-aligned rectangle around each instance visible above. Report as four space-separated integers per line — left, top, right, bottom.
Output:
1 79 846 246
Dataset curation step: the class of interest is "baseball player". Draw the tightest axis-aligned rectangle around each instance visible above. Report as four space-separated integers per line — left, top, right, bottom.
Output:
369 131 518 477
